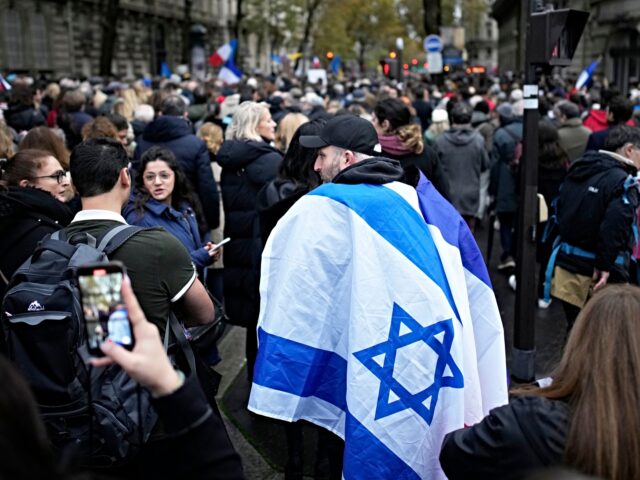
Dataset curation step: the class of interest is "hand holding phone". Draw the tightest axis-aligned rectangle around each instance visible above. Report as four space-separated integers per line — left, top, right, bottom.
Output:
211 237 230 252
77 262 135 356
90 275 183 397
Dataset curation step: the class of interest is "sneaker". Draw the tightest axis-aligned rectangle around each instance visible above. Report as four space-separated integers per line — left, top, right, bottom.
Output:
538 298 552 309
497 256 516 270
508 274 516 291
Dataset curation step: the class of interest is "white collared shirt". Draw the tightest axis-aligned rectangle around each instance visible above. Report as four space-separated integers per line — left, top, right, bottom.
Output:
71 209 128 224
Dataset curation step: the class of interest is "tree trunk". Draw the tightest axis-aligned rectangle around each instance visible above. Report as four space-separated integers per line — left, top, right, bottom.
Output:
182 0 193 65
294 0 323 72
99 0 121 76
234 0 244 64
357 40 368 74
423 0 441 36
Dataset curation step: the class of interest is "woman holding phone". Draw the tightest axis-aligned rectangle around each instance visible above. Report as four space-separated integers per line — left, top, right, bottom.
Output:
124 146 222 279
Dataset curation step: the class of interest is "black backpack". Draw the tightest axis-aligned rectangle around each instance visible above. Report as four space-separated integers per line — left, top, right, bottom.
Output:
0 224 158 468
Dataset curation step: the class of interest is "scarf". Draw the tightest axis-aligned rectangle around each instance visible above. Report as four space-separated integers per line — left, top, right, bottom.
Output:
378 134 413 156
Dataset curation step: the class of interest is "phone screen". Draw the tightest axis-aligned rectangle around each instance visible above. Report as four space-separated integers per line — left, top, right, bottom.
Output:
78 267 134 352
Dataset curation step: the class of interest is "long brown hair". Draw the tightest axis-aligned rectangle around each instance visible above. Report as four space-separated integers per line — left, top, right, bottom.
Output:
513 284 640 479
0 149 53 188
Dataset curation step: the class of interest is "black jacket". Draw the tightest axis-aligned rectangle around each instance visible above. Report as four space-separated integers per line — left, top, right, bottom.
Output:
135 115 220 230
256 179 308 245
216 139 282 327
556 150 638 278
383 144 450 199
440 396 570 480
5 104 45 133
0 187 74 297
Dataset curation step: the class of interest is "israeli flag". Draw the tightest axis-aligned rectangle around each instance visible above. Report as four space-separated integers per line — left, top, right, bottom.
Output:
249 178 507 479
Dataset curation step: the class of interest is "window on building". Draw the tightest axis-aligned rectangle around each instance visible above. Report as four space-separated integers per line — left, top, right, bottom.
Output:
31 14 50 69
4 10 25 69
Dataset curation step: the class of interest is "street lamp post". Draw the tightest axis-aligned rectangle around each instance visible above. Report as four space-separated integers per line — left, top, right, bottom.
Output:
511 2 589 382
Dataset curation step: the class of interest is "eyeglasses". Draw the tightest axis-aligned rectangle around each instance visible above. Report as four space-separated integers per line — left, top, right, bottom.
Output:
31 170 69 184
143 172 173 182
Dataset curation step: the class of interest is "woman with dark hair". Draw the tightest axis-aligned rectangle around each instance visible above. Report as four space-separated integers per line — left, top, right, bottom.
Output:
257 120 322 244
373 97 450 199
4 85 46 134
123 146 219 278
441 284 640 480
257 119 332 480
0 149 74 296
536 121 568 307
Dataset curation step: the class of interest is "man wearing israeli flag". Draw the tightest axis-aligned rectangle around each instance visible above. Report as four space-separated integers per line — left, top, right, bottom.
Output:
248 115 508 479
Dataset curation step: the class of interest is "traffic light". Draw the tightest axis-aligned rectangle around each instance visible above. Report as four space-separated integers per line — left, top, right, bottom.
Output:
326 51 334 60
379 59 390 76
389 51 397 59
528 9 589 66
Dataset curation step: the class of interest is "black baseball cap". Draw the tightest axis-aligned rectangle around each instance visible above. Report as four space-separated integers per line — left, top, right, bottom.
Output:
299 115 381 156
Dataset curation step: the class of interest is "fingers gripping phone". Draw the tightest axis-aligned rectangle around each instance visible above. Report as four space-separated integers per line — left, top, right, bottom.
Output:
76 262 135 356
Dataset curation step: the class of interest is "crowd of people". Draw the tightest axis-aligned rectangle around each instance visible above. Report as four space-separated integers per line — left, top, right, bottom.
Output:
1 68 640 479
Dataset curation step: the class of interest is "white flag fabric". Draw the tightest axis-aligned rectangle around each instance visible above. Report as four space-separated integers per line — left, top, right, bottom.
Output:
248 179 507 479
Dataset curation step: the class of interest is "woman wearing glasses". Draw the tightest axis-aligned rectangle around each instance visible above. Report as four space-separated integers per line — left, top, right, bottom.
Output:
0 149 74 296
124 146 220 279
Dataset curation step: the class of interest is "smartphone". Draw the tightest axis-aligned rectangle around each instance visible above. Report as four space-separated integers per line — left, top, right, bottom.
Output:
212 237 231 252
76 261 134 356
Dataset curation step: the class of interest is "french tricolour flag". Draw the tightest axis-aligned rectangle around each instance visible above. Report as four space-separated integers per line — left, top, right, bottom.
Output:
208 40 236 68
249 175 508 479
210 39 242 85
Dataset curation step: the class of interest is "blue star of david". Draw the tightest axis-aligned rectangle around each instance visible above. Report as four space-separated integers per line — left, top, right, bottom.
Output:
353 303 464 425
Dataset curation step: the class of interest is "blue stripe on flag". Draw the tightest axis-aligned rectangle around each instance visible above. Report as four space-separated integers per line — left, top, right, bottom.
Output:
253 327 347 410
416 177 492 288
310 183 461 321
343 411 421 480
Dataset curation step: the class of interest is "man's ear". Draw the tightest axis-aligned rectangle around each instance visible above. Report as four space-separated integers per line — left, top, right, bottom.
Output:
382 119 391 132
344 150 357 167
120 167 131 187
18 179 30 188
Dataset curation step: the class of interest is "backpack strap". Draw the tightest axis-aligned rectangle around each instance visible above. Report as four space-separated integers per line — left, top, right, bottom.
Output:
97 224 146 256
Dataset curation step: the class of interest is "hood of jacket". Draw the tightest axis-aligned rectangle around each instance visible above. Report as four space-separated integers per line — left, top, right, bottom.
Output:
583 109 608 132
217 139 280 169
441 127 479 146
256 179 308 213
567 150 636 182
332 157 404 185
142 115 194 143
0 186 74 225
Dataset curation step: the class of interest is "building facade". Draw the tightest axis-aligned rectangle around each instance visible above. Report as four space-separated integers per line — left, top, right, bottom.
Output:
464 1 499 71
0 0 237 78
491 0 640 93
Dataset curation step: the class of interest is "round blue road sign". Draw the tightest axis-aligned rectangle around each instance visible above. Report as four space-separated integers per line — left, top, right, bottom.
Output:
424 35 443 53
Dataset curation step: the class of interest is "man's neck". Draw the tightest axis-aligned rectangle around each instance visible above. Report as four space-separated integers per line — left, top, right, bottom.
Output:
81 193 125 214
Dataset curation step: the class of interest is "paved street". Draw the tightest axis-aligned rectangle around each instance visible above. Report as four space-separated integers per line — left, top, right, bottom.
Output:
215 218 569 478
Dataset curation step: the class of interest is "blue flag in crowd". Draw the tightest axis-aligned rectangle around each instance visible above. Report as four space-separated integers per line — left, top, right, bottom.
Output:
249 178 507 479
160 61 171 78
330 55 341 75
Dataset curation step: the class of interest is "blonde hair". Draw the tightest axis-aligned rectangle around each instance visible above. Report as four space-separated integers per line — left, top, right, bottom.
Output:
427 119 450 137
113 89 139 121
396 124 424 154
225 101 268 141
275 113 308 152
198 122 224 155
0 123 15 160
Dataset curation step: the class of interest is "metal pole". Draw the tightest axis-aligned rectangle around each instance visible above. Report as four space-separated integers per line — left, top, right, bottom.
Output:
511 0 541 382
